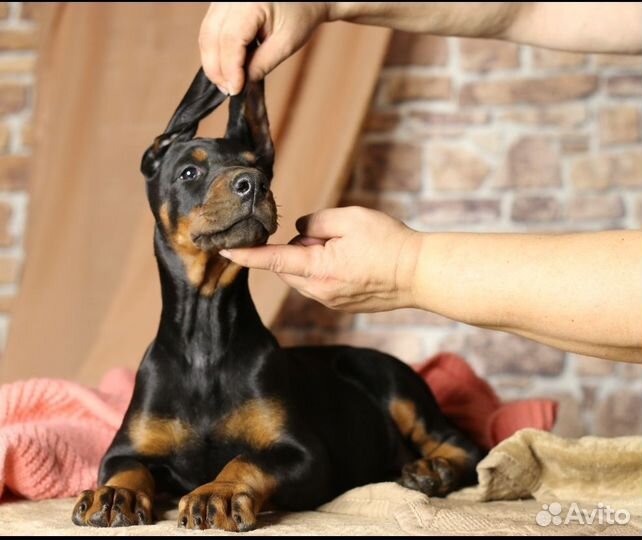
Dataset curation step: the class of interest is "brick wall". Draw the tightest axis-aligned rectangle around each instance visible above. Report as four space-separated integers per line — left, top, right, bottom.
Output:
0 2 36 351
273 34 642 437
2 5 641 436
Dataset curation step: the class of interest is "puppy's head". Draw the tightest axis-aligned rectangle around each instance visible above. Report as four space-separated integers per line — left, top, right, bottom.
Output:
141 68 277 256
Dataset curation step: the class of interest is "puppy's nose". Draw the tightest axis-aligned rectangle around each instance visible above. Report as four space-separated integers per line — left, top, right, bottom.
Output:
231 173 268 202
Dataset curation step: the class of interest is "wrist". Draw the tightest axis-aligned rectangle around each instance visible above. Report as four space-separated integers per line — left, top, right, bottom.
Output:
395 229 425 310
410 232 468 318
407 231 431 311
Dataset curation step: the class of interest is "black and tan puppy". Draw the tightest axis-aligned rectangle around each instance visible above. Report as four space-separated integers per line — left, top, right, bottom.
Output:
71 68 482 532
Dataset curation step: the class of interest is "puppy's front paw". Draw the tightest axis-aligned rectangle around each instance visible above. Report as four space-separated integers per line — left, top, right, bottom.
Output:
178 482 258 532
71 486 152 527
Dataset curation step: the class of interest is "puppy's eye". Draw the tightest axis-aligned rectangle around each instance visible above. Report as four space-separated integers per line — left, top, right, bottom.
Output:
179 166 200 181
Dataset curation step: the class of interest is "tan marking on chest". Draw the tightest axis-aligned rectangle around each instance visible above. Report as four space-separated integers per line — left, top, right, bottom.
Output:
214 399 286 450
159 203 239 295
203 262 242 294
129 414 195 457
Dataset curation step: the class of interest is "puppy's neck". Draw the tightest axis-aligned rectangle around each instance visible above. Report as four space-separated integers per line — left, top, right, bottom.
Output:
152 227 277 364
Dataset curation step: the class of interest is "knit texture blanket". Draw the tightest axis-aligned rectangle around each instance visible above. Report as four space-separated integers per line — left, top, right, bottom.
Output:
1 429 640 535
474 428 642 512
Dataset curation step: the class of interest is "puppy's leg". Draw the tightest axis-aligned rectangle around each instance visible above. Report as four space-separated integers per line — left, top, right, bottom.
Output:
390 398 481 497
177 457 273 533
71 458 154 527
178 444 331 532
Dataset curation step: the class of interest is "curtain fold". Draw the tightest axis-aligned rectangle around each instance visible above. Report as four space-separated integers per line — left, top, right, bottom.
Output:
1 3 390 385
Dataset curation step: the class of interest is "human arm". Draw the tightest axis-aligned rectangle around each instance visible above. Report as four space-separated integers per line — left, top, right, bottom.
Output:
220 207 642 364
330 3 642 54
200 2 642 95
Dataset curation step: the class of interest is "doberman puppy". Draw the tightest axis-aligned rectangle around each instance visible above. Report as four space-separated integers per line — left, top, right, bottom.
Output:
71 67 482 532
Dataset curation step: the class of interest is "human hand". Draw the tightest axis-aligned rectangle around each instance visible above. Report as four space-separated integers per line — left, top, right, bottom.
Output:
199 2 331 95
219 206 423 312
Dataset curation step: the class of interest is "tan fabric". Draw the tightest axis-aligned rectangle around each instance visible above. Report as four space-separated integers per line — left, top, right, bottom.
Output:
1 3 390 385
474 428 642 512
0 483 639 536
1 430 641 535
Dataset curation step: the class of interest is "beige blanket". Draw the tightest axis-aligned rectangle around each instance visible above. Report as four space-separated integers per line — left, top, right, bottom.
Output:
1 429 640 536
474 428 642 511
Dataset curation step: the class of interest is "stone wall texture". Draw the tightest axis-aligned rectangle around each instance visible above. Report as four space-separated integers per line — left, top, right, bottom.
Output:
0 2 36 353
274 33 642 437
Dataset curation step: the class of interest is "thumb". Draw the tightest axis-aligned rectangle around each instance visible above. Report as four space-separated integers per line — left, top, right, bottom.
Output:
247 33 296 81
289 234 326 247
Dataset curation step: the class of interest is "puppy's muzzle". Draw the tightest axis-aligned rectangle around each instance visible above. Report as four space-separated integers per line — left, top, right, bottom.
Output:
231 171 269 205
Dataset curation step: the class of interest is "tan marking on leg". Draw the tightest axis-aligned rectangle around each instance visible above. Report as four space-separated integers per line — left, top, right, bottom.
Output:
72 465 155 527
178 458 276 531
389 398 469 464
390 398 472 496
192 457 276 507
215 458 276 497
389 398 416 437
105 467 155 499
427 441 470 468
214 399 285 450
129 414 195 457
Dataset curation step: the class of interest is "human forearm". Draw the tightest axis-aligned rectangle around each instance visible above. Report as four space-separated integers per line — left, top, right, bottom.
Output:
328 2 642 53
200 2 641 94
328 2 522 38
414 231 642 362
219 207 642 363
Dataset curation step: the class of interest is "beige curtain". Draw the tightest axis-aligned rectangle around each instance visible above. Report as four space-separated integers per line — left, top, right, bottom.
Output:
1 3 390 385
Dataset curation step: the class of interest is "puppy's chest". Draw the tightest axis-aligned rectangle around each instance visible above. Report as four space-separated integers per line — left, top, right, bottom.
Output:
129 393 287 469
127 392 287 493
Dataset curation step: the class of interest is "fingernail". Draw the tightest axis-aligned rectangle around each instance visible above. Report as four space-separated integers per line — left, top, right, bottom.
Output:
216 84 229 96
226 81 238 96
219 249 232 259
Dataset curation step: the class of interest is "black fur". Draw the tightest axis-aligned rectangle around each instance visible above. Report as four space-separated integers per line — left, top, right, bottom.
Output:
72 66 482 532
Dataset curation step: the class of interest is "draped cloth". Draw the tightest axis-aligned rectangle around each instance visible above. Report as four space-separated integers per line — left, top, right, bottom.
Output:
1 3 390 384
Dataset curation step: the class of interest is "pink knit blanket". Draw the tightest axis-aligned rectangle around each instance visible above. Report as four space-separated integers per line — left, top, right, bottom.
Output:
0 354 556 501
0 368 134 501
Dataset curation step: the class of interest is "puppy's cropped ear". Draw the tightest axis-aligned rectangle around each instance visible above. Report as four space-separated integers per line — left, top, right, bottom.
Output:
141 68 227 178
225 78 274 179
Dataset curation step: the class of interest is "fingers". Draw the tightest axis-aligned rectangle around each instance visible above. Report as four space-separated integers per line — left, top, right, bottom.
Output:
247 32 295 82
199 4 268 95
295 206 368 239
220 244 318 276
200 3 327 91
218 11 266 95
217 33 247 95
199 4 226 91
289 234 326 247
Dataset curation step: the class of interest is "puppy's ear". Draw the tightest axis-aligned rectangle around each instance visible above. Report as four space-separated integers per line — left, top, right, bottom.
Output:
141 68 226 178
225 78 274 179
